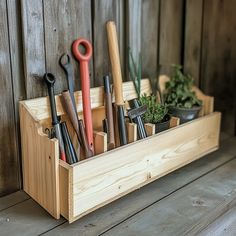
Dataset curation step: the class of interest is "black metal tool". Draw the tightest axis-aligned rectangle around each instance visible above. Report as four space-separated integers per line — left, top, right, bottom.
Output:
103 75 115 150
59 53 77 111
59 53 93 158
44 73 66 162
127 98 147 139
61 122 78 164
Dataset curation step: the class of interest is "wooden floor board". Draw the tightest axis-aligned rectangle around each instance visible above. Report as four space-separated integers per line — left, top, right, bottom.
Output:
0 199 65 236
42 136 236 236
198 206 236 236
101 157 236 236
0 191 29 211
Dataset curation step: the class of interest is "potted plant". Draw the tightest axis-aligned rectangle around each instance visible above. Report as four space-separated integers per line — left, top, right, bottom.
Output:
139 94 170 133
164 65 202 123
128 48 170 133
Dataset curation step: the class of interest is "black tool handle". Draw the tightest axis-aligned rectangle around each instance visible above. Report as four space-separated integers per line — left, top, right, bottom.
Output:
103 75 115 149
129 98 147 139
61 122 78 164
44 73 58 125
117 106 127 146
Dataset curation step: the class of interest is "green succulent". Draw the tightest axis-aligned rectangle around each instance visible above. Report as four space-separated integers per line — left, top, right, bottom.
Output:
139 94 168 124
165 65 202 109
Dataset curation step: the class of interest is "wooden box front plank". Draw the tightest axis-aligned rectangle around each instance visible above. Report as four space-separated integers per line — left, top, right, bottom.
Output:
70 112 221 221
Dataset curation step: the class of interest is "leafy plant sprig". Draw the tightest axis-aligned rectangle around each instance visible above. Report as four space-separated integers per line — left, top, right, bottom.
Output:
165 65 202 109
139 94 168 123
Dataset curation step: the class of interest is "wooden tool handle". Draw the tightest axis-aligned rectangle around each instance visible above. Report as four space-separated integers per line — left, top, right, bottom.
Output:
61 91 79 135
106 21 124 105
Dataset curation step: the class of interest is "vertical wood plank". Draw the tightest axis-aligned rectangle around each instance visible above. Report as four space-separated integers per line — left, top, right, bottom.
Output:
0 0 19 195
141 0 160 79
184 0 203 86
126 0 142 80
93 0 124 85
159 0 184 74
201 0 236 135
21 0 46 98
7 0 26 189
43 0 93 93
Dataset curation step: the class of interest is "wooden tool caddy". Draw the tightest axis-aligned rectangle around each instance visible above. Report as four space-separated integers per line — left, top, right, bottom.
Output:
19 77 221 223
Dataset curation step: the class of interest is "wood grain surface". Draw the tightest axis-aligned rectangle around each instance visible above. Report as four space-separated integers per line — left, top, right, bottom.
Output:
0 0 19 196
93 0 124 85
44 0 93 93
159 0 184 74
201 0 236 135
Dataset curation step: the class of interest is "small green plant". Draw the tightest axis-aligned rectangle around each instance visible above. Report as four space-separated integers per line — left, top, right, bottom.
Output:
139 94 168 123
165 65 202 109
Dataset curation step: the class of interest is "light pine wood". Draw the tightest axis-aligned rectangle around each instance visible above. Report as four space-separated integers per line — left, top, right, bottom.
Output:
170 117 180 128
68 112 220 222
59 162 72 220
94 131 108 155
127 123 137 143
106 21 124 105
19 104 60 219
145 123 155 136
21 79 152 122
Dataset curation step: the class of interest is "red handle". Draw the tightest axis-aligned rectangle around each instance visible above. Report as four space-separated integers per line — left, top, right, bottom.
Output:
72 39 94 154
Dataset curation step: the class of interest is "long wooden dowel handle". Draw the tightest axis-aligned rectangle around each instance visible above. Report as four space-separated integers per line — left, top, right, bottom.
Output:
106 21 124 105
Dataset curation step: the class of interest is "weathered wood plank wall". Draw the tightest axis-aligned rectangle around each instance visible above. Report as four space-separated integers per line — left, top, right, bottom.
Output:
201 0 236 135
0 0 235 195
0 0 20 196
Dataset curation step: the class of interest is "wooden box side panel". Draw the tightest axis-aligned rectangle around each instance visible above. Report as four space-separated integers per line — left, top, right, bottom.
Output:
71 112 221 221
19 103 60 219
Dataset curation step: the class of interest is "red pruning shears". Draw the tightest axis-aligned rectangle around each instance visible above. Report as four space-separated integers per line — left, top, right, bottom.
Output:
72 38 94 155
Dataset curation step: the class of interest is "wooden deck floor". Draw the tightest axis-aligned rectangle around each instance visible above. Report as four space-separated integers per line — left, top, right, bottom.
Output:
1 133 236 236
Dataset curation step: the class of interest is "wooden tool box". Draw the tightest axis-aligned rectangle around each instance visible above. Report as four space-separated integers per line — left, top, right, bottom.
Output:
19 78 221 223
